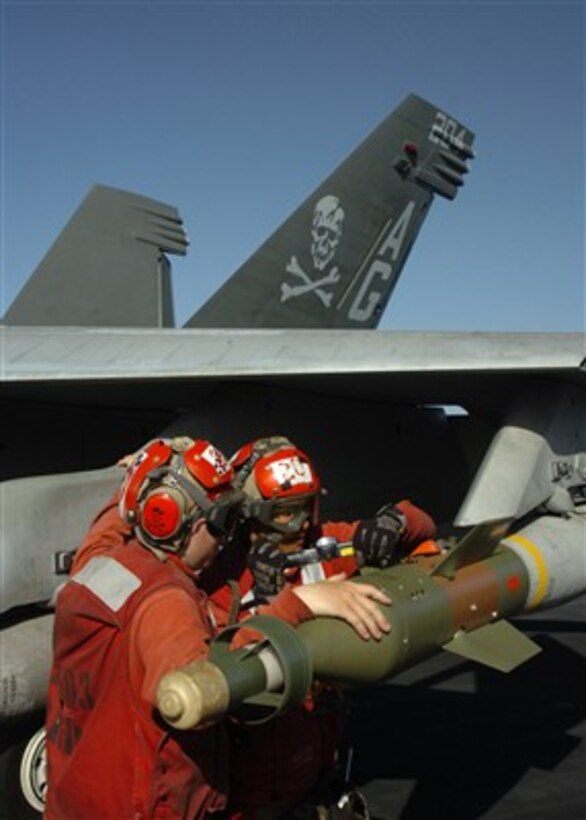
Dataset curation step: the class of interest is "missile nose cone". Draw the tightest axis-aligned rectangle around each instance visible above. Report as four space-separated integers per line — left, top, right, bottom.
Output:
159 689 184 722
157 671 200 729
156 660 231 730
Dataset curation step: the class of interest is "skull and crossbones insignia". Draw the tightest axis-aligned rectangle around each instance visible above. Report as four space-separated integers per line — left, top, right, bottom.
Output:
280 195 345 307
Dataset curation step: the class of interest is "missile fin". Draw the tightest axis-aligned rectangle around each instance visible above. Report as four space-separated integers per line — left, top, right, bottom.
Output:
431 518 512 579
443 619 542 673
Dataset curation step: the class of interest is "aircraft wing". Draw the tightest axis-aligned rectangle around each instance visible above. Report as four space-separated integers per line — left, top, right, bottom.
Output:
3 326 582 399
3 323 584 524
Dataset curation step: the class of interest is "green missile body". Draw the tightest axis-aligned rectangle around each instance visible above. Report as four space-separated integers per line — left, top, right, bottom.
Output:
298 544 535 685
158 519 548 729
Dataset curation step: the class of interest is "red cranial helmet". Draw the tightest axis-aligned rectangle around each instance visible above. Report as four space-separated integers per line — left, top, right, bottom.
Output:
119 437 238 552
231 436 321 535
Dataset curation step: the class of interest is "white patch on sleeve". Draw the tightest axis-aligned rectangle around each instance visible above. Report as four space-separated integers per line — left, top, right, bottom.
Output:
71 556 141 612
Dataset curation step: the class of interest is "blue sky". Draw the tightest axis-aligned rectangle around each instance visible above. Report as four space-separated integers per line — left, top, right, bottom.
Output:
1 0 584 331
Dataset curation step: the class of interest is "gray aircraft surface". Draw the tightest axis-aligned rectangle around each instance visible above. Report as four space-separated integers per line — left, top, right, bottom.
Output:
1 94 584 818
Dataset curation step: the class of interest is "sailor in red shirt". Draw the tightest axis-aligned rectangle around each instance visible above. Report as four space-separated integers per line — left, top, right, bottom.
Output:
45 436 391 820
199 436 437 819
203 435 437 613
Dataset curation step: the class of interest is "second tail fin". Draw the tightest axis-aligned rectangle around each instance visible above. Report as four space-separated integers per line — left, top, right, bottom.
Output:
3 185 188 327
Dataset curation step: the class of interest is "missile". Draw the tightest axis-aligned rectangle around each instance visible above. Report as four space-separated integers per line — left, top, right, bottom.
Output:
157 510 586 730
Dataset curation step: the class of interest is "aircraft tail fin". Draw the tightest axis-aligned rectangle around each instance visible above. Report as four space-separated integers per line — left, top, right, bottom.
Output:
3 185 188 327
186 94 475 329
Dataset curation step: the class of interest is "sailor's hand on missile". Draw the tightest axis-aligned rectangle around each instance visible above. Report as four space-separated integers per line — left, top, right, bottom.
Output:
292 573 392 641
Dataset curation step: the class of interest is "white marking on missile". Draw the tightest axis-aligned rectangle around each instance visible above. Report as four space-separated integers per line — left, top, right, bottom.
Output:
258 647 284 691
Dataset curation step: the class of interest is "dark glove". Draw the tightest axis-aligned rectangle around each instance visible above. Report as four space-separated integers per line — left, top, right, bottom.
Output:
246 539 288 597
352 503 406 568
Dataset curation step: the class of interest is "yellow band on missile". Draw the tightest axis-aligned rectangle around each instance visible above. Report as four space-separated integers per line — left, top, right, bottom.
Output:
506 534 548 610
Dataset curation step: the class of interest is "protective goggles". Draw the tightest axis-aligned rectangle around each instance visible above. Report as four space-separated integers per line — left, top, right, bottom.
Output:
242 495 317 535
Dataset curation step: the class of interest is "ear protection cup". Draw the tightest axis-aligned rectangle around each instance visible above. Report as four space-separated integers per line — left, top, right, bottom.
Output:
139 486 189 541
119 439 174 526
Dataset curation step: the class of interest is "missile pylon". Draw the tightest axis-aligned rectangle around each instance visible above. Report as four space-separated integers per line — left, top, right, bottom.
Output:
157 510 586 730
